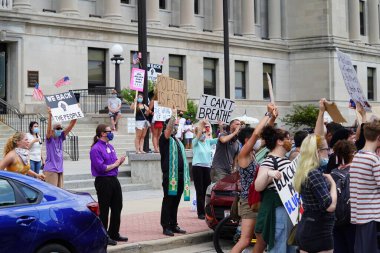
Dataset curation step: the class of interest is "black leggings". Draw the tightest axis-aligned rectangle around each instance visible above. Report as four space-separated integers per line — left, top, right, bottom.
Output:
192 166 211 216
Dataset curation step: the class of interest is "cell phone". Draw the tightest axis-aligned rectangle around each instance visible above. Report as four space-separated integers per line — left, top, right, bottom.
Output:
349 99 356 109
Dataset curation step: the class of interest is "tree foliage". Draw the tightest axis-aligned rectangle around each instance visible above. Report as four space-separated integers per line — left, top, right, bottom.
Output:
282 104 319 129
183 100 198 122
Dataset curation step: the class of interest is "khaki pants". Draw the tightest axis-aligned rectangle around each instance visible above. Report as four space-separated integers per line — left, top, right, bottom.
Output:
44 171 64 188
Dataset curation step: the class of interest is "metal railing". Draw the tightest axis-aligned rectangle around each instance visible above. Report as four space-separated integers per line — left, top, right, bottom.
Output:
0 98 79 161
0 0 12 9
70 87 115 114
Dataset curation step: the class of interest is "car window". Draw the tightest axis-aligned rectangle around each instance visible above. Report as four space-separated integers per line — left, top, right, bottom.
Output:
16 183 39 204
0 179 16 206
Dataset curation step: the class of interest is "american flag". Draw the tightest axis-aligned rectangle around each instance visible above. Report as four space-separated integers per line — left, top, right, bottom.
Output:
54 76 71 88
32 83 44 101
160 57 165 65
132 52 139 65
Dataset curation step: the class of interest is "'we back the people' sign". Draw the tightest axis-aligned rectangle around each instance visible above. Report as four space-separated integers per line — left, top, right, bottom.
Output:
45 91 84 122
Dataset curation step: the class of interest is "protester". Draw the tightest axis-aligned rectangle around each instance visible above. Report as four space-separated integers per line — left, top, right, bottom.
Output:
0 132 45 180
130 93 150 154
90 124 127 246
205 122 213 139
211 119 241 182
149 92 164 153
331 140 356 253
27 121 43 174
183 118 194 149
44 107 77 188
254 125 300 253
175 111 185 141
231 103 276 253
160 111 190 236
108 89 122 131
293 134 337 253
192 120 218 220
288 130 308 161
350 120 380 253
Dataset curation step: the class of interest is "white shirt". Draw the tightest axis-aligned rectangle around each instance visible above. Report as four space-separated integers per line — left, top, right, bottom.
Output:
26 133 42 162
183 125 194 139
108 97 121 111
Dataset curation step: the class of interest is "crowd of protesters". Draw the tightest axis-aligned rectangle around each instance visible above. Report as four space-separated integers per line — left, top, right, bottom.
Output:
0 90 379 252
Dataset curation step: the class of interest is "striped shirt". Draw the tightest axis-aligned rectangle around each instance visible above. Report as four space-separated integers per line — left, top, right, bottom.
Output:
350 151 380 224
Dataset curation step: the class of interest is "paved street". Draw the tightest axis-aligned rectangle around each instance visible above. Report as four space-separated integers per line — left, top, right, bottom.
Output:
155 242 254 253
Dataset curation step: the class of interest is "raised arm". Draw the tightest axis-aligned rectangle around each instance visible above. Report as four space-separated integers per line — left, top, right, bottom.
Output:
46 107 53 139
314 98 327 136
164 108 177 139
355 102 367 141
64 119 77 136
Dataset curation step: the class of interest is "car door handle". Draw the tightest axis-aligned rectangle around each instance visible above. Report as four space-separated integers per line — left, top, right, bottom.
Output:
16 216 37 226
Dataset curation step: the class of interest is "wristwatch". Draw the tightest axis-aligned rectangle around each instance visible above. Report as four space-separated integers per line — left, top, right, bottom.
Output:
265 112 272 118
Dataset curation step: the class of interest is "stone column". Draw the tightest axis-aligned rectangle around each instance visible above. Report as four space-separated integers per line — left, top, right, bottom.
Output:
348 0 360 41
147 0 160 24
268 0 281 39
103 0 122 20
58 0 79 16
12 0 31 10
213 0 223 32
241 0 255 36
180 0 195 28
368 0 380 44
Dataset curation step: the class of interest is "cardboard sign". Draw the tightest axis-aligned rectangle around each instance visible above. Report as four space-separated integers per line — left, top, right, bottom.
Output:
153 101 172 121
45 91 84 122
147 64 163 83
127 117 136 134
273 162 301 226
196 94 235 124
337 49 372 112
156 75 187 111
266 73 275 104
324 102 347 123
130 68 145 92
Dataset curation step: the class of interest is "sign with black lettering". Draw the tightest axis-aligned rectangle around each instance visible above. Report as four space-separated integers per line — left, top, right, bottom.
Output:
156 75 187 111
196 94 235 124
44 91 84 122
147 63 162 83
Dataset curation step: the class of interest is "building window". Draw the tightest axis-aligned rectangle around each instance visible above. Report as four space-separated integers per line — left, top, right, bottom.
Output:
360 0 365 35
120 0 130 4
159 0 166 9
88 48 106 90
204 58 217 96
254 0 258 24
235 61 246 99
169 55 183 80
367 67 375 100
263 63 274 100
194 0 199 14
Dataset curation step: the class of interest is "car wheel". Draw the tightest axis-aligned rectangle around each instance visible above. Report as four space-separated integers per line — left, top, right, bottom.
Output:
36 243 71 253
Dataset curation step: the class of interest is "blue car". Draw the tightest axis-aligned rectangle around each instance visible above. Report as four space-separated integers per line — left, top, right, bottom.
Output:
0 171 108 253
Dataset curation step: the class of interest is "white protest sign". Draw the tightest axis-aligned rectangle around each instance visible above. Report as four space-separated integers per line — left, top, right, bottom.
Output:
153 101 172 121
337 49 372 112
45 91 84 122
147 64 163 83
130 68 145 92
196 94 235 124
273 163 301 225
127 117 136 134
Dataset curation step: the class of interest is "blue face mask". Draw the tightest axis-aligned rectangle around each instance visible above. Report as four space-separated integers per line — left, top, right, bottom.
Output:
137 98 143 103
33 127 40 134
199 134 206 142
107 132 114 141
54 130 63 137
320 157 329 167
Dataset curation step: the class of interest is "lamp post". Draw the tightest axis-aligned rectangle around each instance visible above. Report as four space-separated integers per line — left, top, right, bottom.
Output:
110 44 125 93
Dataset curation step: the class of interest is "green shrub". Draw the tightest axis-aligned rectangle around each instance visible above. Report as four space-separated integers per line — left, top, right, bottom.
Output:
282 104 319 129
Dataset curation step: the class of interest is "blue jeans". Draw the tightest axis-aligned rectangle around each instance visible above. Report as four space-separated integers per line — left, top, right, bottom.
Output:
269 206 296 253
30 160 42 174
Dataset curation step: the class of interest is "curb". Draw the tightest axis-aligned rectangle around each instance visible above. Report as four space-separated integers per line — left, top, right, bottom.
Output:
107 231 213 253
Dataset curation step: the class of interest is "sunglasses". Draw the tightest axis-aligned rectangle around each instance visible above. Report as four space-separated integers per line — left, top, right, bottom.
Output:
205 126 210 128
104 130 112 133
55 127 63 130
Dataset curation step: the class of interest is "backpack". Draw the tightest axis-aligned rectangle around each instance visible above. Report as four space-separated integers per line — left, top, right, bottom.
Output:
330 167 350 226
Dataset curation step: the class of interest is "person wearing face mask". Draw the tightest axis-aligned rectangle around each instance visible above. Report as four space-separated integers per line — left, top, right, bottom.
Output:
90 124 127 246
27 121 44 174
43 107 77 188
130 93 151 154
294 134 337 253
183 118 194 149
192 120 218 220
108 89 122 131
0 132 45 180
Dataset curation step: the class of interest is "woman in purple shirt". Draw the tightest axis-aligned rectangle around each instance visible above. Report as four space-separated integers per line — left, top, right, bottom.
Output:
90 124 127 246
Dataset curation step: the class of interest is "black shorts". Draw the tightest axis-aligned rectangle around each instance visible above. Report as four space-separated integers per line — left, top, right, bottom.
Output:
109 111 120 119
354 221 380 253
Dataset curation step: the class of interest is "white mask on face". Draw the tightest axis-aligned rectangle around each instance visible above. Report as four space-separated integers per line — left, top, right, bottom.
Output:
253 139 262 152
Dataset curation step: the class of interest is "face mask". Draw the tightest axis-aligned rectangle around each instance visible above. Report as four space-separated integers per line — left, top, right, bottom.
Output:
112 94 117 98
253 139 262 152
199 134 206 142
54 130 63 137
283 140 292 152
186 120 191 125
107 132 114 141
33 128 40 134
137 98 143 103
320 157 329 167
179 113 183 117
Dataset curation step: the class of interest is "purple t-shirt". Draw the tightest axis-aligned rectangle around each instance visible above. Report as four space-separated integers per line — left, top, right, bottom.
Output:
90 139 118 177
44 132 66 173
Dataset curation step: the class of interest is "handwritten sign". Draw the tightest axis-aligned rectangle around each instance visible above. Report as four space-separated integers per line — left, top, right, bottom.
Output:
337 49 372 112
45 91 84 122
147 63 163 83
156 75 187 111
153 101 172 121
130 68 145 92
196 94 235 124
273 163 301 225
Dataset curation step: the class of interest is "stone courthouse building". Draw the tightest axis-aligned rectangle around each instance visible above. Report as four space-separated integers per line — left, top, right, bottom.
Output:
0 0 379 122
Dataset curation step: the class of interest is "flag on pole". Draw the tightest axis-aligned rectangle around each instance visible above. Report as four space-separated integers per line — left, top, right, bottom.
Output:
132 52 139 65
32 83 44 101
54 76 71 88
160 57 165 65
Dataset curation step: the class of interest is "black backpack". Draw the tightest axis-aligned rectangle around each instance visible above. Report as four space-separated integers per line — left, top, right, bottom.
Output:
330 167 350 226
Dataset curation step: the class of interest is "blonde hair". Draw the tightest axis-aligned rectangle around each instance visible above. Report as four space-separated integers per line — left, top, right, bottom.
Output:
294 134 324 193
4 132 25 156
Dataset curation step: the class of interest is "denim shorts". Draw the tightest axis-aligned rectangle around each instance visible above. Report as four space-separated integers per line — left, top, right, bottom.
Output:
269 206 296 253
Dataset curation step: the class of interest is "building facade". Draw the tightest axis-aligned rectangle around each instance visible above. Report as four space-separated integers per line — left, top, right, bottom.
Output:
0 0 379 123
